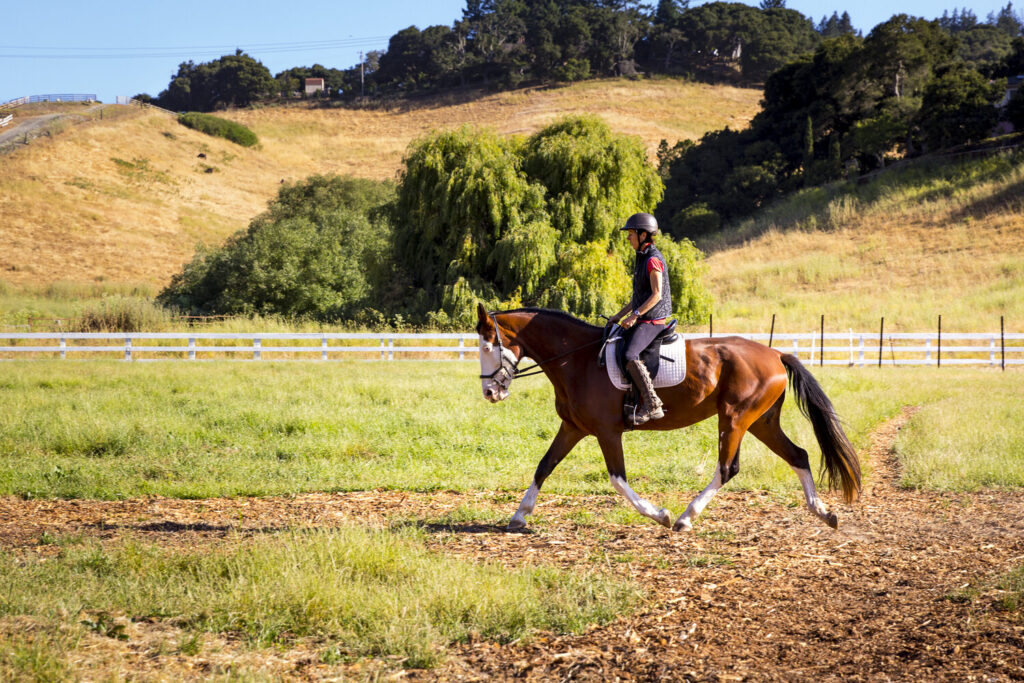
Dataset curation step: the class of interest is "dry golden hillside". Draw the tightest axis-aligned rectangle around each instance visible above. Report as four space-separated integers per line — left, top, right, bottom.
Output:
0 79 761 288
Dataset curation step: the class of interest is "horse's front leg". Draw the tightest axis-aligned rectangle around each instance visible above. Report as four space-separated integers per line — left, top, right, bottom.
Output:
508 421 584 530
597 432 672 528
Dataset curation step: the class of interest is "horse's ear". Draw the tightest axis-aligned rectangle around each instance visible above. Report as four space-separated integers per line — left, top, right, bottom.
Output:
476 302 488 324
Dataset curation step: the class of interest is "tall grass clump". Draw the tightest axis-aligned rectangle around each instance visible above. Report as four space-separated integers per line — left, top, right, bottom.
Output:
0 528 639 668
178 112 258 147
75 296 173 332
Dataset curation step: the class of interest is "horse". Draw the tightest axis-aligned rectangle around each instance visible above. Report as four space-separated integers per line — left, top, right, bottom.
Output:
475 303 861 532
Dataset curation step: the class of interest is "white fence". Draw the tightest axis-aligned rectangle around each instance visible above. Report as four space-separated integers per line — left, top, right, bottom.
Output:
0 331 1022 367
0 114 12 128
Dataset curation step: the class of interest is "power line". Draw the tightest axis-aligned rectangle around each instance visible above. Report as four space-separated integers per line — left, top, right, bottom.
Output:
0 37 390 60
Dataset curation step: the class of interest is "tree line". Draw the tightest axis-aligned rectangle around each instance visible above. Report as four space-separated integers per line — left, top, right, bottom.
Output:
657 12 1024 237
141 2 1022 111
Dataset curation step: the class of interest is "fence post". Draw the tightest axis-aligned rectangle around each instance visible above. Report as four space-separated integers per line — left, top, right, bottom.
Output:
925 338 931 364
810 334 816 365
380 337 385 360
858 335 864 367
388 337 394 361
792 337 798 359
1002 316 1006 371
820 315 824 367
709 314 713 338
322 336 328 361
459 336 465 361
768 314 775 348
878 318 884 368
60 337 66 360
124 337 132 361
990 335 996 366
188 337 196 360
937 315 942 368
848 329 853 365
253 338 261 361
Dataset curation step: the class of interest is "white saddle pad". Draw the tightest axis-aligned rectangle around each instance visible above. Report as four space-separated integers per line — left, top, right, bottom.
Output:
604 336 687 391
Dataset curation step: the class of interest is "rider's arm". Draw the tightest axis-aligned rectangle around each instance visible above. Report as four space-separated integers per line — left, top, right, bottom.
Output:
620 270 662 328
609 301 634 324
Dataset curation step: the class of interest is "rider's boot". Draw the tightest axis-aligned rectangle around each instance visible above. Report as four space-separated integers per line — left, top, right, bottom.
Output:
626 359 665 426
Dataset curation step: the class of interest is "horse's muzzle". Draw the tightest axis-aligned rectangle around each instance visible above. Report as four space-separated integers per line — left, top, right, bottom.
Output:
482 383 509 403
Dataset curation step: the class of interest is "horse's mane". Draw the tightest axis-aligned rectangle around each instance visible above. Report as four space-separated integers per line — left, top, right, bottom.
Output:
496 307 602 332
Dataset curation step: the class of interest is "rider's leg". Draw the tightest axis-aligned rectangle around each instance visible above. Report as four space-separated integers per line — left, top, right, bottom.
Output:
624 323 666 425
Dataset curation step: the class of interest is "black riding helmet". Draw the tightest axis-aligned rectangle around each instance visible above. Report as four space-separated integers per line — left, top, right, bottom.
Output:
620 212 659 237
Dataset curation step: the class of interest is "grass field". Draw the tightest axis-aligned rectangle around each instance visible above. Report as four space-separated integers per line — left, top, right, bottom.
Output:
0 361 1020 501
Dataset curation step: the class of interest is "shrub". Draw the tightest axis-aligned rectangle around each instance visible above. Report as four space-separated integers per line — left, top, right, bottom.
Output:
177 112 258 147
158 175 395 318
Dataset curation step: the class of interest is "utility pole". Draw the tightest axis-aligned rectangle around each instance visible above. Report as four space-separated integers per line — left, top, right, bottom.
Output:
360 51 365 97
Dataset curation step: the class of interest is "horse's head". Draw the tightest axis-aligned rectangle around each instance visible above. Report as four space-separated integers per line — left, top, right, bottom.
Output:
476 303 521 403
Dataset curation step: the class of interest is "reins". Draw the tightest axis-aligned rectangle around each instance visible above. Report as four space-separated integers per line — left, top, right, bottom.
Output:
480 312 601 383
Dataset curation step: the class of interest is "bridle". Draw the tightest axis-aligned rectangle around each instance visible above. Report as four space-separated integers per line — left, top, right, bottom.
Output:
479 312 601 391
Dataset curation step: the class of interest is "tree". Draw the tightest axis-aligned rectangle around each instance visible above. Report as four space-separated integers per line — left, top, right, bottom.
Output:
917 65 1003 149
391 117 698 324
157 176 395 318
156 51 275 111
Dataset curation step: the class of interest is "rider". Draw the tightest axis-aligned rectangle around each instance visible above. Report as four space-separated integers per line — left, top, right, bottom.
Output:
610 212 672 425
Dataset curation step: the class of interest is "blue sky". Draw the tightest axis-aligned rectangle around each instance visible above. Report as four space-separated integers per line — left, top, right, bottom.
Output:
0 0 1016 103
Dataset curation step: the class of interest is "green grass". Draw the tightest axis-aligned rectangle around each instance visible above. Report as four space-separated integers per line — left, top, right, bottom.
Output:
0 362 1020 499
0 527 638 669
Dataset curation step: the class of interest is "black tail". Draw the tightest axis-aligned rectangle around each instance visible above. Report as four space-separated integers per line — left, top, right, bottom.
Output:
780 354 862 503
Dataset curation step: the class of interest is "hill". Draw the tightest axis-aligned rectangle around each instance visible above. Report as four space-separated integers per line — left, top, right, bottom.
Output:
702 151 1024 332
0 79 760 289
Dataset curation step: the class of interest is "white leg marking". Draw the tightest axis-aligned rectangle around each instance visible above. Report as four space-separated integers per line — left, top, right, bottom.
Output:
508 481 539 530
792 466 831 521
610 475 672 528
675 468 723 532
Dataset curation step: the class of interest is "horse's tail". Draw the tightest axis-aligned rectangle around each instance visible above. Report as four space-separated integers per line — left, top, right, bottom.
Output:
780 354 862 503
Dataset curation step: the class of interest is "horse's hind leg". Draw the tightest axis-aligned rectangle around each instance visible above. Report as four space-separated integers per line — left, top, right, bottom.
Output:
673 415 747 532
508 421 584 530
748 394 838 529
597 431 673 528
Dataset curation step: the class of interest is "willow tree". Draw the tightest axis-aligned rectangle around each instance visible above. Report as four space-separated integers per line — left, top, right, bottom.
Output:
394 116 709 325
393 127 551 318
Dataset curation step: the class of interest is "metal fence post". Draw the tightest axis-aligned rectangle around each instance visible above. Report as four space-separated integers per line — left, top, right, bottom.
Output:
792 337 798 359
60 337 66 360
124 337 132 361
858 335 864 367
322 336 328 361
925 338 931 364
189 338 196 360
380 337 385 360
388 337 394 361
990 335 996 366
459 336 465 360
254 338 261 360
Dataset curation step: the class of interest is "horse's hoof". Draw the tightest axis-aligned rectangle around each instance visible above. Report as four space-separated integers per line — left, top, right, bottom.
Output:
507 517 527 531
826 512 839 529
672 518 694 533
657 509 673 528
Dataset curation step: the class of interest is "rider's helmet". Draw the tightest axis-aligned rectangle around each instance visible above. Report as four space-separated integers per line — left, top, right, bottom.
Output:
620 212 659 237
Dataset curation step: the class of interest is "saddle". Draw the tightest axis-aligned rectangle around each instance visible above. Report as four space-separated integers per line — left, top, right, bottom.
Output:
599 320 687 392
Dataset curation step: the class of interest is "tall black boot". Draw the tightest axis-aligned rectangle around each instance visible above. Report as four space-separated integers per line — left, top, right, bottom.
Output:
626 359 665 425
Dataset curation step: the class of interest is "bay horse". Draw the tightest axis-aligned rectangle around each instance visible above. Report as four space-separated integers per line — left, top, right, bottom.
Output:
476 303 861 532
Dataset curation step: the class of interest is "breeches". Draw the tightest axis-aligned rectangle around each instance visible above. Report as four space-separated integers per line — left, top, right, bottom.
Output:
624 322 666 362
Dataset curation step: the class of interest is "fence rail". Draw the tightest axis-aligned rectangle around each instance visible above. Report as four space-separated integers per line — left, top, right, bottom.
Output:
0 114 12 128
0 331 1022 366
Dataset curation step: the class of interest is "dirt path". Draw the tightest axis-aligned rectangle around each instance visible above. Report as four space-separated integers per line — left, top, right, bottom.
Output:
2 408 1023 680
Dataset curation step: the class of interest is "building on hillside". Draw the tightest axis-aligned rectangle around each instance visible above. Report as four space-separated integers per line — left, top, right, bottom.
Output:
304 78 326 96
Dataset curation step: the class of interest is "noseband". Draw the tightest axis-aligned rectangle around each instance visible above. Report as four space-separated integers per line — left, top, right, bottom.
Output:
479 313 524 391
479 312 600 390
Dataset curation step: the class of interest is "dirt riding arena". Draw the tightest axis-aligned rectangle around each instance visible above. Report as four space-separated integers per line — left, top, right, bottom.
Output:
2 409 1023 681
